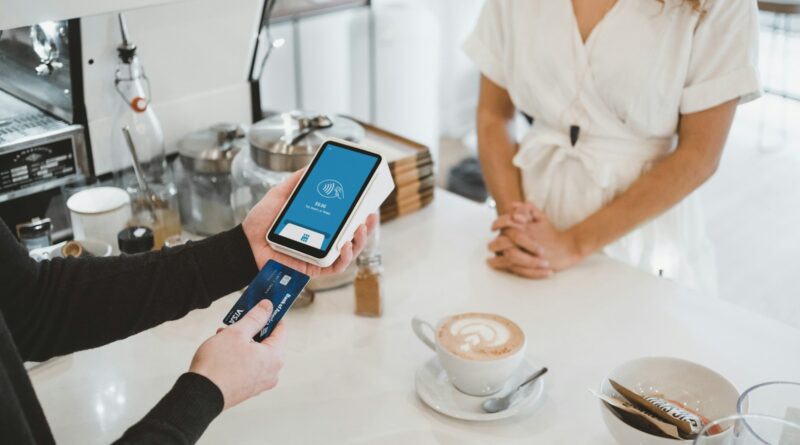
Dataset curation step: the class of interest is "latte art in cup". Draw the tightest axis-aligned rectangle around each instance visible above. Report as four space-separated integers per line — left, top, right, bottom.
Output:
437 312 524 361
412 312 528 395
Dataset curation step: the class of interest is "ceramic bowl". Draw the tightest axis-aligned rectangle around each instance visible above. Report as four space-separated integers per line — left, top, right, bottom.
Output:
599 357 739 444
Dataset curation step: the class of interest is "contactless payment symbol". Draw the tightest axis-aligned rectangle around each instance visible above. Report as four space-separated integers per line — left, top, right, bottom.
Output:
317 179 344 200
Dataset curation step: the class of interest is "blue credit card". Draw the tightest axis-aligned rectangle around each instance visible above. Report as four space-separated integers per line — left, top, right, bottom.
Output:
223 259 310 341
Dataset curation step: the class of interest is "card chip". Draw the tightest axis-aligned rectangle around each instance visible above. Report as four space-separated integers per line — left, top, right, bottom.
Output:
222 260 310 341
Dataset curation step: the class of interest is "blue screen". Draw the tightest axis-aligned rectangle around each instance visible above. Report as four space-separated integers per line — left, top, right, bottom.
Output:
274 143 378 252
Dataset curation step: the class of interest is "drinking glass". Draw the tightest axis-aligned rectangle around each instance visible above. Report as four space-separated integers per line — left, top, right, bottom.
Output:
693 414 800 445
738 381 800 426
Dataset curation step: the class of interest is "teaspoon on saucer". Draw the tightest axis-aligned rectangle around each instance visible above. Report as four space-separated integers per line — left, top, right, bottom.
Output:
482 367 548 414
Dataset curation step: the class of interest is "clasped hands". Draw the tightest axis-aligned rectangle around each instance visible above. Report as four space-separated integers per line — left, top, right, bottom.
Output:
487 202 584 278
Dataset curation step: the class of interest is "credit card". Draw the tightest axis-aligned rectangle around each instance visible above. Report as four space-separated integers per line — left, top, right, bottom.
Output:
223 259 310 341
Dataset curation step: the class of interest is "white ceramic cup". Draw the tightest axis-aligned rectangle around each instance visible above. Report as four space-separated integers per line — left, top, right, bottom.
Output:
67 186 132 252
412 314 527 396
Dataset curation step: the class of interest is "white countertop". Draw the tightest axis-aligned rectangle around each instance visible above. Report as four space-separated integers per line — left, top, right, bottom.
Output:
30 190 800 444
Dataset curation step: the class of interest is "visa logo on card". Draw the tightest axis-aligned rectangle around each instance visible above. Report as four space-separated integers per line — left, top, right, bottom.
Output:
223 259 310 341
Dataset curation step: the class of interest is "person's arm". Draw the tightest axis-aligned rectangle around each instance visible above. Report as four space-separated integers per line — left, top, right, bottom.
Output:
115 300 287 445
0 219 257 363
489 100 737 272
2 169 373 363
113 372 225 445
111 171 371 444
569 100 737 257
477 74 525 215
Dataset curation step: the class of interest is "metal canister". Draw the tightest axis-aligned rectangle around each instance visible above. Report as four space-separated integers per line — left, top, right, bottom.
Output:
16 217 52 251
231 111 365 223
176 123 245 235
247 111 365 171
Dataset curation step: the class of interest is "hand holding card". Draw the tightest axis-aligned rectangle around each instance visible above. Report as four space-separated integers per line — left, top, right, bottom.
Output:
190 299 287 410
223 260 311 341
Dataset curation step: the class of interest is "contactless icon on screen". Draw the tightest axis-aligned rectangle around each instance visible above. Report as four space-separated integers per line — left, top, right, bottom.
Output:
317 179 344 200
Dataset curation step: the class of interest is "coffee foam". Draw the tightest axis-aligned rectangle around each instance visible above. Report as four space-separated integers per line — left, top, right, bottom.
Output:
437 313 524 361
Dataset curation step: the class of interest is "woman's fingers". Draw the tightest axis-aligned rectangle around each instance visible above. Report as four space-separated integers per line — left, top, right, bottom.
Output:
487 254 553 279
528 204 544 221
509 266 553 279
488 248 548 269
511 207 531 224
489 231 545 257
510 202 531 223
505 228 545 256
487 254 510 270
511 201 543 222
496 206 545 231
487 235 515 253
490 227 545 256
503 248 550 269
491 214 522 231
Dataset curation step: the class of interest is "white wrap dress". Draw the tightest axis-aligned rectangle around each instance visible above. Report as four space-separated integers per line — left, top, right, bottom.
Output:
464 0 761 294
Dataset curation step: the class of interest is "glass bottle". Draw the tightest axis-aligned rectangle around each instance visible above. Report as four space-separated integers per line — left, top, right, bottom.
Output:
109 24 180 248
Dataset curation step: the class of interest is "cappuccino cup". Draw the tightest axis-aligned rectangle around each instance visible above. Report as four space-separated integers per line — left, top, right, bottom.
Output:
411 312 526 396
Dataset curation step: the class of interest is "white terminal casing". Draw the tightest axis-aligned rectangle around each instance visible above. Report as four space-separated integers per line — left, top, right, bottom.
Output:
267 138 396 268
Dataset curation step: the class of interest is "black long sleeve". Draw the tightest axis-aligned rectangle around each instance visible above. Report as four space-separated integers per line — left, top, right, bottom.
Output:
1 219 257 362
0 218 258 444
114 372 224 444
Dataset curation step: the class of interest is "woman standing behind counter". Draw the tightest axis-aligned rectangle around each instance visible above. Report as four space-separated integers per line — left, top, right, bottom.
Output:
466 0 761 293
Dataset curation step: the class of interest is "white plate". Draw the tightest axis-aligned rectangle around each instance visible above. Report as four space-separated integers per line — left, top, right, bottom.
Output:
29 239 113 261
415 356 545 421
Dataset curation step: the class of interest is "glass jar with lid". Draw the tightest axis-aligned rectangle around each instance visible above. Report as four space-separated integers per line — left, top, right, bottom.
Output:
230 111 365 223
175 123 244 235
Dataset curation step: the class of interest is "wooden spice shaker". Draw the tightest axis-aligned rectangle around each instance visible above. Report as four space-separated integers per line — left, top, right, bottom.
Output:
354 223 383 316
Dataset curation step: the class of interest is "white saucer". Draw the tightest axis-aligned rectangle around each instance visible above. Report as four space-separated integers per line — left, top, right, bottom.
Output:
415 357 545 421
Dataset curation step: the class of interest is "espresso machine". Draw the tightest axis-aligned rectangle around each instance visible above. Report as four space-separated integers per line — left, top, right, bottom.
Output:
0 19 91 239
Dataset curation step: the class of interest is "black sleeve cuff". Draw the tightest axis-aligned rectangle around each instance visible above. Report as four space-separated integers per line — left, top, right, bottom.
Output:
189 225 259 299
115 372 224 444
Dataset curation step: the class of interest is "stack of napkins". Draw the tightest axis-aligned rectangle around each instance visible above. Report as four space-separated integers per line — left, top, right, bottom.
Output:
354 121 435 222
